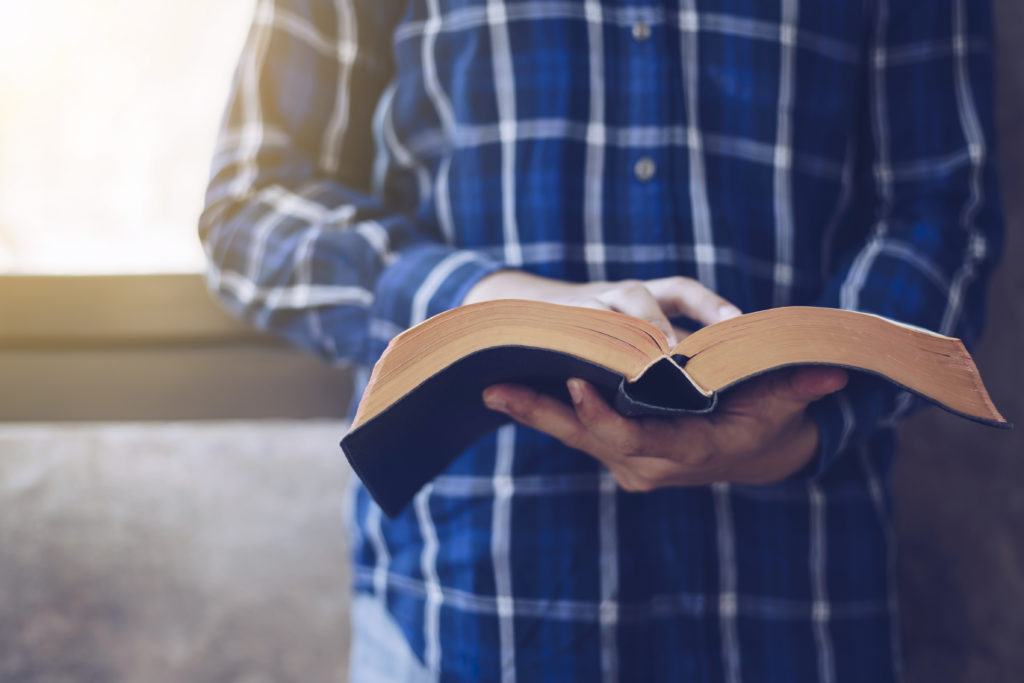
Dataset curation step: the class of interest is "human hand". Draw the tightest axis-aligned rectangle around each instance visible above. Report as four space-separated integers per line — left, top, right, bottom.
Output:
481 365 848 490
462 271 741 344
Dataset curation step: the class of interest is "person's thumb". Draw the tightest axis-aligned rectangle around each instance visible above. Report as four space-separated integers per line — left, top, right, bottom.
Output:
777 366 848 405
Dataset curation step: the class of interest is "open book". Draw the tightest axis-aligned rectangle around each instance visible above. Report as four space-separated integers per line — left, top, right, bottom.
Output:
341 301 1007 516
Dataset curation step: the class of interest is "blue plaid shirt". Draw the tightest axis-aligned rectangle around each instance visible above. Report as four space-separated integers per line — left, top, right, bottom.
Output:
200 0 1003 680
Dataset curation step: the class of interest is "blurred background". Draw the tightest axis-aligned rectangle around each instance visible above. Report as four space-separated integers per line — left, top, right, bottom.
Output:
0 1 1020 682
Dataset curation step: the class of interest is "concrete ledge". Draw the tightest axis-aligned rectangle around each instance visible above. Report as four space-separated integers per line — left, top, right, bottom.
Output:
0 275 353 421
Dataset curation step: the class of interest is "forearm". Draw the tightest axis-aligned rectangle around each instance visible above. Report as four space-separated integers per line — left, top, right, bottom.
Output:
462 270 575 305
199 0 502 364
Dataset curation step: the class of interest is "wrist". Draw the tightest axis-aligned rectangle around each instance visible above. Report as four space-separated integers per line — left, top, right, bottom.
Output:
461 270 573 305
777 416 821 480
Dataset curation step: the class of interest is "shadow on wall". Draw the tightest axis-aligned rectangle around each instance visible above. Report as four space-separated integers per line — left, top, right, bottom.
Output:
894 1 1024 681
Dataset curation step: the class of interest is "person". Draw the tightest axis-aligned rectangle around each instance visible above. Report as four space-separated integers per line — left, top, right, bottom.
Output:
199 0 1003 680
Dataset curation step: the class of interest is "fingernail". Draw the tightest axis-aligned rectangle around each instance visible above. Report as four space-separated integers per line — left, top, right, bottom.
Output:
717 305 742 321
567 379 584 405
483 390 508 412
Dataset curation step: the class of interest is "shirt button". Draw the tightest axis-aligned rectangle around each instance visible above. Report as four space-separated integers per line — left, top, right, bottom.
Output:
631 21 651 42
634 156 656 182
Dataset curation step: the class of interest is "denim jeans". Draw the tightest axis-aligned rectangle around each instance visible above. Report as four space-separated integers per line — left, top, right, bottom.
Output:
348 594 434 682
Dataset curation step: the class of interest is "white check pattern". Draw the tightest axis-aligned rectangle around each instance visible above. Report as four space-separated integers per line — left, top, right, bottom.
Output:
200 0 1004 680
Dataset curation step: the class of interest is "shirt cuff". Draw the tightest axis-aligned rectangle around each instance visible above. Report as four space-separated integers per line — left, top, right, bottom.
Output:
369 241 503 356
800 373 906 479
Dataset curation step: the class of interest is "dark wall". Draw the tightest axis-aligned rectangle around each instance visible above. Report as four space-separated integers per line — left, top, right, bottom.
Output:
894 1 1024 681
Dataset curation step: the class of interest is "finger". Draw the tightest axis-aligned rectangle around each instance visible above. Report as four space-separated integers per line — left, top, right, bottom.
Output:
566 378 649 458
729 366 848 418
572 296 615 312
595 282 678 345
783 366 848 403
645 276 742 327
482 383 597 453
568 377 715 464
671 325 693 342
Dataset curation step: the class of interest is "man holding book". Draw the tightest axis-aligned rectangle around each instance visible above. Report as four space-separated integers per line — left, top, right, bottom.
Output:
200 0 1004 680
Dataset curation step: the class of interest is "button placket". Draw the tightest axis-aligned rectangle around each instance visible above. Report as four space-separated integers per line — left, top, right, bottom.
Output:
629 17 654 184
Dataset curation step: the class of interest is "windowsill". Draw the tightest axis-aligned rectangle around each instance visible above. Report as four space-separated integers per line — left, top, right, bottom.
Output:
0 274 352 421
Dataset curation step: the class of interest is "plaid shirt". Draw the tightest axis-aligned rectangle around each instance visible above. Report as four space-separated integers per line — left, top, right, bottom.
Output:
200 0 1003 680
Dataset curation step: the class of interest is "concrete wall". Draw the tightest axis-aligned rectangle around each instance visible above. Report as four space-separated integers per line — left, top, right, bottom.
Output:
0 422 353 683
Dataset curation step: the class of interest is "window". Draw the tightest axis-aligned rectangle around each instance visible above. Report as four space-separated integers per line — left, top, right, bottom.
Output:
0 2 352 421
0 0 254 274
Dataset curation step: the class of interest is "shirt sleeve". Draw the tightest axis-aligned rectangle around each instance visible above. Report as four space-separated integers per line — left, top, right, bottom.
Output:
198 0 502 366
805 0 1004 474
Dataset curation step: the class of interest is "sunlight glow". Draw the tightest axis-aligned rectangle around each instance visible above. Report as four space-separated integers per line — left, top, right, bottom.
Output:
0 0 254 273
